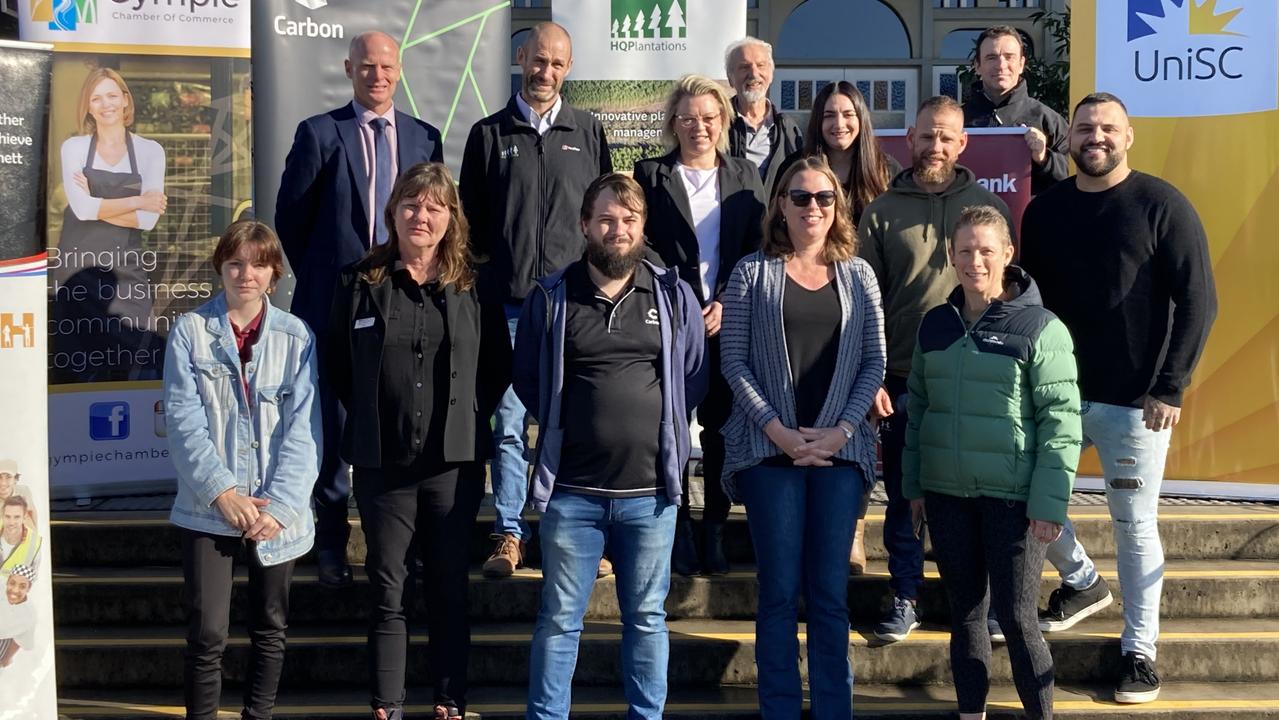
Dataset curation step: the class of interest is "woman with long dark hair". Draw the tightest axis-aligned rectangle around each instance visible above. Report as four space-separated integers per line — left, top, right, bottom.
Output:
328 162 512 720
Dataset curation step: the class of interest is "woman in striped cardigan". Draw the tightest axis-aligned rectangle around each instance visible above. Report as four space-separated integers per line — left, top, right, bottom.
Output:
719 155 886 720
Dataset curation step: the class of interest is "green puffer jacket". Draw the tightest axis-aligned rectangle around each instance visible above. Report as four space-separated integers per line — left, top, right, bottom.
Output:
902 267 1082 524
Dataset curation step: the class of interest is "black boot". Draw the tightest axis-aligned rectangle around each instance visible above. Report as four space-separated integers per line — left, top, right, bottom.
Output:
702 521 729 575
672 514 701 576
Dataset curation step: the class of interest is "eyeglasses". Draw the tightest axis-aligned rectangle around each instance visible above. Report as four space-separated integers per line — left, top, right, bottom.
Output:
675 113 722 129
788 190 838 208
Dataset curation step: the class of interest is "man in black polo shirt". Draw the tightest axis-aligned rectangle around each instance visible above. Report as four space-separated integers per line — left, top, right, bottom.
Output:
513 173 707 719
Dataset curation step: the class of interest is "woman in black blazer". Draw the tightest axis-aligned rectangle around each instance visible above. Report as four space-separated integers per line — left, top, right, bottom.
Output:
327 162 511 720
633 74 766 576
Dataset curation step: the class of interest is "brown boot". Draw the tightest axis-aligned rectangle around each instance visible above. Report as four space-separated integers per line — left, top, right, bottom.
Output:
849 519 867 575
482 533 524 578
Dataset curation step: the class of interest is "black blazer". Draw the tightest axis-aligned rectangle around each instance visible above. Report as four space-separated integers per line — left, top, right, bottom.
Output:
275 103 443 332
633 150 766 305
326 261 511 468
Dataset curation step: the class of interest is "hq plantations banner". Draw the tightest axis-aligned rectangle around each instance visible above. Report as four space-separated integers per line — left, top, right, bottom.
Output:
553 0 747 171
1073 0 1279 497
21 0 253 499
0 38 59 720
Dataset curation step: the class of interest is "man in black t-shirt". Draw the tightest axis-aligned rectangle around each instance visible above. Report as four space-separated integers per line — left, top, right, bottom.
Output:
1020 92 1217 706
513 174 707 718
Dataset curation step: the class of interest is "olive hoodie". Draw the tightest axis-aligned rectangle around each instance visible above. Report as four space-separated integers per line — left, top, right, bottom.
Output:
857 165 1011 379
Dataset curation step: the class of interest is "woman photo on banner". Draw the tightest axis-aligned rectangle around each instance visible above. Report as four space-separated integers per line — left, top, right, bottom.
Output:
55 66 168 382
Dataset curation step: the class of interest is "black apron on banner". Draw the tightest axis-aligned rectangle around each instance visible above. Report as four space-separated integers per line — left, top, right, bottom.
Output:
52 132 161 383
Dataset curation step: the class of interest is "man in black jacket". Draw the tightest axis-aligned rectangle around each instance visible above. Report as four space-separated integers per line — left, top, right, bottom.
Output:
962 25 1068 196
459 22 613 579
724 37 802 195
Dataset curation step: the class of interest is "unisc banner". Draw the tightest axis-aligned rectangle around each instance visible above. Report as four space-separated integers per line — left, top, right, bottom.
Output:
0 38 59 720
1074 0 1279 497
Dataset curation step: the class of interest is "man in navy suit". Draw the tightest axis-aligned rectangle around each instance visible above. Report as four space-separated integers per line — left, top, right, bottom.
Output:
276 30 443 587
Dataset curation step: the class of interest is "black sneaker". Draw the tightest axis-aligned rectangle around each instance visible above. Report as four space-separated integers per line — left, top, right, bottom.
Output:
1038 575 1113 632
1115 651 1161 704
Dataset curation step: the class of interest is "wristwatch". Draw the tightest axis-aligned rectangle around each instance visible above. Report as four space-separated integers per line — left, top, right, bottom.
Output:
837 423 854 440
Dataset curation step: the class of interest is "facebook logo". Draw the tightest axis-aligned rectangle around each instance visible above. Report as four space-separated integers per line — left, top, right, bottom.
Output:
89 402 131 441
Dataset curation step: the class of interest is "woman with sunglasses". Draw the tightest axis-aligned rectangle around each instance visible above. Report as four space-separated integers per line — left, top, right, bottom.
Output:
633 74 766 576
719 155 885 719
773 81 898 227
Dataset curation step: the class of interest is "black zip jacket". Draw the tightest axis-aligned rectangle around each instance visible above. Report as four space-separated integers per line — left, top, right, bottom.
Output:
727 99 803 196
963 79 1068 196
459 95 613 305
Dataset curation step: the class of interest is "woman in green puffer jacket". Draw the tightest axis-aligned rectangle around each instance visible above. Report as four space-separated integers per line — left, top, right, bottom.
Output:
903 205 1081 720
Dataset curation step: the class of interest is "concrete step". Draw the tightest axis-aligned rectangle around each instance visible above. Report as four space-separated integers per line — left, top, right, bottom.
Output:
49 505 1279 567
51 617 1279 689
51 558 1279 626
52 682 1279 719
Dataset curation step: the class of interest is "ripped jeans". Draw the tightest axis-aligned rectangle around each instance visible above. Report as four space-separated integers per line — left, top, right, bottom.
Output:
1045 401 1171 660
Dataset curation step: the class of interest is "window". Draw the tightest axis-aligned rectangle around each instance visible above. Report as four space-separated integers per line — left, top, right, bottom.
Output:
934 0 977 7
773 68 918 129
941 27 1034 61
776 0 911 60
2 0 16 18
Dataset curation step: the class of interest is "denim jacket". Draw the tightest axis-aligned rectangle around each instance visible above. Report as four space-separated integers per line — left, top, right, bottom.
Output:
164 293 322 566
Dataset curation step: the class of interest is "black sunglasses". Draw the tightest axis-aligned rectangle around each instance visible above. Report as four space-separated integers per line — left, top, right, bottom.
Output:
787 190 838 208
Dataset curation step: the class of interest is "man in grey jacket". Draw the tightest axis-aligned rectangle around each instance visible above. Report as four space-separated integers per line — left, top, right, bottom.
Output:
514 173 706 720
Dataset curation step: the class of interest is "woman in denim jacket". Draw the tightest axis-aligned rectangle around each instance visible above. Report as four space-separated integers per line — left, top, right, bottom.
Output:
163 220 321 720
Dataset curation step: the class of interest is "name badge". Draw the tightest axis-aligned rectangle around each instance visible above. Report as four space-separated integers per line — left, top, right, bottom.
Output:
354 317 375 330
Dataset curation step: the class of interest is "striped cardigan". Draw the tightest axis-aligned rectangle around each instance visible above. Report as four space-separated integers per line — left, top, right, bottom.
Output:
719 251 886 498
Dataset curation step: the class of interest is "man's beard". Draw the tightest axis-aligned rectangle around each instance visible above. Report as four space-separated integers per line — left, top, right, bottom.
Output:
912 152 955 185
586 236 646 280
739 86 767 104
1073 144 1124 177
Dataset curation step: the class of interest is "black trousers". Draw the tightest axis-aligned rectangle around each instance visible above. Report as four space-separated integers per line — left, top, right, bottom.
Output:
181 529 295 720
684 335 731 524
925 492 1055 719
354 459 485 713
313 364 352 557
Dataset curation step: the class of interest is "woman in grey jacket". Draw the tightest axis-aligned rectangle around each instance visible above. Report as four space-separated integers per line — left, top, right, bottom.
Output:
720 156 885 720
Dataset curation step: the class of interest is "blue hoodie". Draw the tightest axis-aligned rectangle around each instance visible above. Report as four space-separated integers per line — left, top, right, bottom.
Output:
513 259 708 511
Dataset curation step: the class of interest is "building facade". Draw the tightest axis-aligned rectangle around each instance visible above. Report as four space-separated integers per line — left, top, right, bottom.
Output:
513 0 1070 128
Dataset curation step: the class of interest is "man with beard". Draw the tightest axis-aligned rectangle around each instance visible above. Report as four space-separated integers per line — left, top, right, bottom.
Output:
513 173 707 720
0 565 36 669
460 22 613 579
0 497 38 574
725 37 803 192
857 95 1010 643
962 25 1068 196
1020 92 1216 705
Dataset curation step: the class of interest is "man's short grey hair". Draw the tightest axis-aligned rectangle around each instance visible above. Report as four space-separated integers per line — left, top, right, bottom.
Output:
724 36 774 77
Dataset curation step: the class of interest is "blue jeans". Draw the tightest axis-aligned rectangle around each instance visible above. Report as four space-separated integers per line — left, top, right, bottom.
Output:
493 303 532 539
738 464 863 720
1045 401 1171 660
879 374 924 601
527 492 677 720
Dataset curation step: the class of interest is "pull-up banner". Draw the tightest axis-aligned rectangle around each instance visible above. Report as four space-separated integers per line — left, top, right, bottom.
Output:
0 38 58 720
1073 0 1279 498
21 1 253 499
250 0 512 228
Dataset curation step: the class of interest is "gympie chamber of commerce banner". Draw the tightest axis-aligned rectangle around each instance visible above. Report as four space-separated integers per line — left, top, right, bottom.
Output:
879 128 1031 238
553 0 747 171
251 0 512 228
1073 0 1279 497
21 2 252 498
0 39 60 720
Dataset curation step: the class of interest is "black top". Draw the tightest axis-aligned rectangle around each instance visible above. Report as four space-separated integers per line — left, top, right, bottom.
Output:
784 275 843 427
378 264 450 465
962 79 1069 196
557 261 664 496
1020 171 1217 407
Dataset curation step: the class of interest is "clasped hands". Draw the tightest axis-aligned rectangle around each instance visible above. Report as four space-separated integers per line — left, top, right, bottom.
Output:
764 418 850 467
214 488 282 542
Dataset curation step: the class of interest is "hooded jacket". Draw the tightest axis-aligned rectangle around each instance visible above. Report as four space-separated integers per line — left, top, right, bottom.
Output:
963 79 1069 196
857 166 1011 378
902 267 1081 524
512 259 708 512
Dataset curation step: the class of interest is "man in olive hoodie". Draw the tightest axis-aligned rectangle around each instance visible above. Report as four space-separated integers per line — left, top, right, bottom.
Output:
857 95 1010 642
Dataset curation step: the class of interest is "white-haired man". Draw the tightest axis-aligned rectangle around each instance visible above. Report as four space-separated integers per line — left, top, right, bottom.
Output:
725 37 803 192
